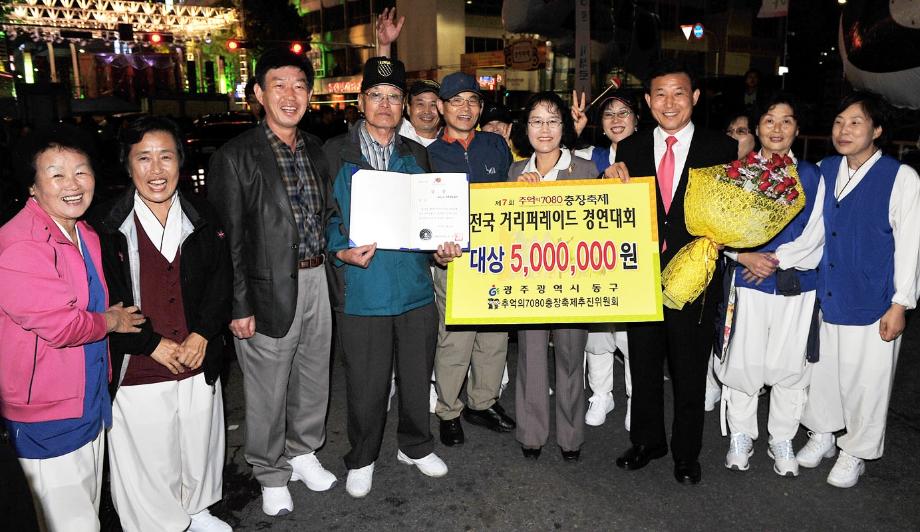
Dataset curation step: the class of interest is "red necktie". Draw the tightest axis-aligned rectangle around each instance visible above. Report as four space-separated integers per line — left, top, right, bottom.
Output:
658 135 678 214
658 135 677 252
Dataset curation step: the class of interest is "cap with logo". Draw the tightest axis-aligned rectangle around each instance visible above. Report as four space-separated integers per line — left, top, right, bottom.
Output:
479 103 513 126
361 57 407 93
438 72 481 100
408 79 441 98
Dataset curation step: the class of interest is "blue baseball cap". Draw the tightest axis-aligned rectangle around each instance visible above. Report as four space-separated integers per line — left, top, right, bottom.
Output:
438 72 481 100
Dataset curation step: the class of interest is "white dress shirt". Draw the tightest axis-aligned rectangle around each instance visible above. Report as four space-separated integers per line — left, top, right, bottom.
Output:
829 150 920 310
522 148 573 182
653 122 695 203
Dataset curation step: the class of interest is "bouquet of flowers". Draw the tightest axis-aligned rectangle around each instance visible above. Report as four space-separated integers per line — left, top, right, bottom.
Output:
660 152 806 310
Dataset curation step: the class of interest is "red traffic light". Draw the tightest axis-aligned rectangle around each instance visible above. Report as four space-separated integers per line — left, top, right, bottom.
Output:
227 39 240 51
290 42 304 54
149 32 162 44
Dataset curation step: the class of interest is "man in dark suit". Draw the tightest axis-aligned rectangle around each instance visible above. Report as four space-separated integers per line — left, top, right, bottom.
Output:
208 48 337 516
611 59 737 485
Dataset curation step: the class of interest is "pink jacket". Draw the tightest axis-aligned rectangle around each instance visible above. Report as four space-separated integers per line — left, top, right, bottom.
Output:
0 199 109 423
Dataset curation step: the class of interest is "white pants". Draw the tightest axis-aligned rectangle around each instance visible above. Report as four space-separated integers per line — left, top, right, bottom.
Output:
719 288 815 441
584 329 631 397
801 319 900 460
19 428 105 532
108 374 225 532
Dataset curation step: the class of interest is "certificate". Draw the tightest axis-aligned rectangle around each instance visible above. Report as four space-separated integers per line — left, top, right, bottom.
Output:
349 170 470 251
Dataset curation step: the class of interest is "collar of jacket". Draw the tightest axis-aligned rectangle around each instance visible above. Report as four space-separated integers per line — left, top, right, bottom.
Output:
25 198 87 245
340 121 418 167
97 186 204 234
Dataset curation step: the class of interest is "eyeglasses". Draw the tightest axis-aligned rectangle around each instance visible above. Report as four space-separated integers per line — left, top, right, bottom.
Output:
528 118 563 129
726 127 750 136
445 95 483 108
364 91 403 106
602 109 632 120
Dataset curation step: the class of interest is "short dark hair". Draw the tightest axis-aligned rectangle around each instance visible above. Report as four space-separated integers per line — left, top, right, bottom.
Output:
756 92 799 124
512 91 582 157
725 111 754 130
244 77 258 100
118 116 186 173
255 47 315 90
24 124 96 187
644 58 698 93
835 90 892 147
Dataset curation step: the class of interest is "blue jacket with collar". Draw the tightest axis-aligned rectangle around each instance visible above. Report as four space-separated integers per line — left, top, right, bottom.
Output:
427 131 512 184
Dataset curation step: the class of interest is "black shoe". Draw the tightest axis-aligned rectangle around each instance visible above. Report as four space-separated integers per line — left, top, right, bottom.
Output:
439 418 464 447
615 444 668 470
561 449 581 462
521 446 542 460
463 403 516 432
673 460 702 485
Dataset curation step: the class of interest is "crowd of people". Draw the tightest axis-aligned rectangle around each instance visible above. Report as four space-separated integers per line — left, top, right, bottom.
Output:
1 9 918 532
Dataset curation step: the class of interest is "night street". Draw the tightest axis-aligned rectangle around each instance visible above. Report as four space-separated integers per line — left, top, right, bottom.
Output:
210 315 920 531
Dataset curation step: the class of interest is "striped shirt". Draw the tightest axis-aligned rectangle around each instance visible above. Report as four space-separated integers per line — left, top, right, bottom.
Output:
263 122 324 258
358 121 395 171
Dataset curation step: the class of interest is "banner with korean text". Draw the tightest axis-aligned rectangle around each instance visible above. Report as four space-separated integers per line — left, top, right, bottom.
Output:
445 178 663 325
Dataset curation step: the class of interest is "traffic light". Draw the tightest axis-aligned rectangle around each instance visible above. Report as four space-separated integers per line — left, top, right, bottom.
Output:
290 42 304 54
226 38 240 51
149 32 162 44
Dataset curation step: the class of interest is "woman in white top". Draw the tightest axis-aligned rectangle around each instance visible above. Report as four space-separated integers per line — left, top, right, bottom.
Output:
509 92 596 461
797 91 920 488
719 94 826 478
571 92 639 428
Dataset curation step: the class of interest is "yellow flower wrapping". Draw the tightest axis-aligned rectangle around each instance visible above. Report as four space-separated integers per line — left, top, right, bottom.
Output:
661 163 806 310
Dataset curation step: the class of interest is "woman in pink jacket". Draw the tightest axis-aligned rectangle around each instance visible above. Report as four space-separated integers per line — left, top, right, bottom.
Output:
0 128 144 532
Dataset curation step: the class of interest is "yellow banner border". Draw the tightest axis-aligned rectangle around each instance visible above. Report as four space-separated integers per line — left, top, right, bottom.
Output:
445 177 664 325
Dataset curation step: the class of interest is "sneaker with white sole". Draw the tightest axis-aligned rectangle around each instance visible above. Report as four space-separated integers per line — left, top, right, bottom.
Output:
585 392 615 426
768 439 799 477
290 452 337 491
261 486 293 516
725 432 754 471
827 451 865 488
188 509 232 532
429 382 438 414
704 385 721 412
346 463 375 498
796 431 836 468
396 450 448 477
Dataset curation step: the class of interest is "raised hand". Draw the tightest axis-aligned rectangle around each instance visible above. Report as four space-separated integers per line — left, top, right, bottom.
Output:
571 90 588 136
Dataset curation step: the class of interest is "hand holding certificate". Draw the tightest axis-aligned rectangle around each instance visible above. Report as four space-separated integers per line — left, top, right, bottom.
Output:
349 170 470 251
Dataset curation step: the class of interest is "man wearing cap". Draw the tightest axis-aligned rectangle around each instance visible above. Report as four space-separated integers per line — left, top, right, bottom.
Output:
208 47 337 517
324 57 461 499
427 72 515 447
400 80 442 147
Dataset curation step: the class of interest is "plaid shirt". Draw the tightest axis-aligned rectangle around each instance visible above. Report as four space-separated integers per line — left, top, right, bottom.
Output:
263 122 324 258
358 121 395 171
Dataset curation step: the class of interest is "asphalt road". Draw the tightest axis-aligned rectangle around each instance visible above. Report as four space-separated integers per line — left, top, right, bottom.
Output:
174 314 920 531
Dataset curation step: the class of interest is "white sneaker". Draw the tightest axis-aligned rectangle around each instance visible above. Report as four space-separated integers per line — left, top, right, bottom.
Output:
290 452 337 491
346 463 375 498
704 385 721 412
725 432 754 471
768 439 799 477
261 486 293 516
396 450 448 477
429 382 438 414
624 397 631 432
796 431 836 468
188 509 232 532
827 451 865 488
585 392 615 426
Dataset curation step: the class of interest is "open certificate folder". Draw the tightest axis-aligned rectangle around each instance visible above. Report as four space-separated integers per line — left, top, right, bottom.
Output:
348 170 470 251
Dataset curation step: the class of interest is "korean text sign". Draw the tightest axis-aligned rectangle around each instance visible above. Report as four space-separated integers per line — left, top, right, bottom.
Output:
446 178 663 325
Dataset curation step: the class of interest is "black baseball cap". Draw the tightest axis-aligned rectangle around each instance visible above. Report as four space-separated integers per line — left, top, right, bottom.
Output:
408 79 441 98
360 57 407 93
480 103 513 126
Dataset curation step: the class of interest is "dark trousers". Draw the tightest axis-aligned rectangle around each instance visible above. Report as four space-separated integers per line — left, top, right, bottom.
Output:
338 303 438 470
627 283 719 462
